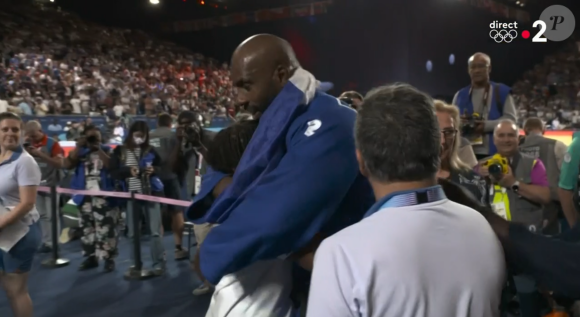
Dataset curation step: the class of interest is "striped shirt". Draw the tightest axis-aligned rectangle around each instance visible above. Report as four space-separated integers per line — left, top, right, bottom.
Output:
125 147 142 193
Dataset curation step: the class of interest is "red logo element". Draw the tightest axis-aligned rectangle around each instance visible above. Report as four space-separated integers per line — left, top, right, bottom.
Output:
522 30 530 39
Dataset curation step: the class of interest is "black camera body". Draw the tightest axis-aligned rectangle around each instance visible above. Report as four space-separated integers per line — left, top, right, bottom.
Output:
461 112 482 136
86 135 99 144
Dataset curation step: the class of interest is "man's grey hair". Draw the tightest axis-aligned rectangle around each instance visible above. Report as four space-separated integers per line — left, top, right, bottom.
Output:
356 83 440 183
24 120 42 131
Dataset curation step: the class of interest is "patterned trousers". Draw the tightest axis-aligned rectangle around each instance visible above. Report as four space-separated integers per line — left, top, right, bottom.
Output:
79 196 119 260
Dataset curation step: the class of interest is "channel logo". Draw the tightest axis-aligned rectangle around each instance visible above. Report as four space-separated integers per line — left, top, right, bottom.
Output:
489 5 575 43
489 22 518 43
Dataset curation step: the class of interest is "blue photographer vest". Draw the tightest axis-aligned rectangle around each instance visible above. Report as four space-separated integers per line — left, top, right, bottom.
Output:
455 81 511 155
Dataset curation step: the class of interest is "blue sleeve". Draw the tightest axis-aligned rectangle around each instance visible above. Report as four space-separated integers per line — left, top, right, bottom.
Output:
186 167 228 223
200 116 359 284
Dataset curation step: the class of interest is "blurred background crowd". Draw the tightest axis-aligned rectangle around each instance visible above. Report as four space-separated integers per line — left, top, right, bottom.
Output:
0 2 237 141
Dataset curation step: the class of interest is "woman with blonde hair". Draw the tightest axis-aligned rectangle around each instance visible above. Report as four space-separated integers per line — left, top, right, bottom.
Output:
434 100 488 205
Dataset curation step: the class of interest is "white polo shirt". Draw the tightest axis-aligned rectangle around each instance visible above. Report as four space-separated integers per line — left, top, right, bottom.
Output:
307 188 506 317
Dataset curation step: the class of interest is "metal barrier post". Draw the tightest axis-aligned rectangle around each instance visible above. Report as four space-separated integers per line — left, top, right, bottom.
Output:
124 191 153 280
41 185 70 268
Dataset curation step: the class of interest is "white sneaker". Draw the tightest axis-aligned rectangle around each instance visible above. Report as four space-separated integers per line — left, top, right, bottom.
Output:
192 284 212 296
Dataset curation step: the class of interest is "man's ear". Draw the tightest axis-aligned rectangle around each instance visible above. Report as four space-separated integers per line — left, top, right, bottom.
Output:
274 65 290 87
356 149 369 178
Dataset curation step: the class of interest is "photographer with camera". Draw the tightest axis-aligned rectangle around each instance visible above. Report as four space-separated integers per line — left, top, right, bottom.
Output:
520 118 568 234
149 113 188 261
169 111 215 199
338 91 363 110
478 120 551 317
109 121 166 275
453 53 517 159
61 125 119 272
22 120 64 254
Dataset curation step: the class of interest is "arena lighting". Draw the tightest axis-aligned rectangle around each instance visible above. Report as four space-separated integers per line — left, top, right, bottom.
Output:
149 0 160 4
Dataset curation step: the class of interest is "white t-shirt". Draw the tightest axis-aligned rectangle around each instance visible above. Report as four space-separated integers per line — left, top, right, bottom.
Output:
307 199 506 317
0 151 41 225
206 259 296 317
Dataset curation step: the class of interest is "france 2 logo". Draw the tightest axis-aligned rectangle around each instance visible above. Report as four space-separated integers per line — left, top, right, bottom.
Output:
489 5 575 43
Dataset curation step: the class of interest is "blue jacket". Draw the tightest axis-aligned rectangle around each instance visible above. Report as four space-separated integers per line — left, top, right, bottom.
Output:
197 93 375 284
69 145 116 205
455 81 510 155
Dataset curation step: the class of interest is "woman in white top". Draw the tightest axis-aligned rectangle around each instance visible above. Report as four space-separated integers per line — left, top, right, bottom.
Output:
0 112 42 317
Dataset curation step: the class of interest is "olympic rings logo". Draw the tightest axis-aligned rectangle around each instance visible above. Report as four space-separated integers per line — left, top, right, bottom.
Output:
489 29 518 43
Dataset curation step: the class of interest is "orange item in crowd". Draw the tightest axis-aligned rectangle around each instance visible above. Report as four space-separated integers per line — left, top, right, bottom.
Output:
544 311 569 317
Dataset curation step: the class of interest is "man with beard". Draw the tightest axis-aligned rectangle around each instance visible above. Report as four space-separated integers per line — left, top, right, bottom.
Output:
188 34 374 316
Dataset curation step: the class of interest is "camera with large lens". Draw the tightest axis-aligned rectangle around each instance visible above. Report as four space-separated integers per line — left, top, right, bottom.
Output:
86 135 99 144
482 154 509 179
461 111 482 136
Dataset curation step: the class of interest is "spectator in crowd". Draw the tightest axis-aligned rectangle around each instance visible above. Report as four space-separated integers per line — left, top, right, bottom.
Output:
23 120 64 253
434 100 487 204
0 112 42 317
520 117 568 233
61 125 118 272
453 52 517 158
149 113 188 261
307 84 506 317
109 121 166 275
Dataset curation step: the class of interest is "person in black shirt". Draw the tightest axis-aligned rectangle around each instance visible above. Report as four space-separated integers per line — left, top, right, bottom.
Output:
435 100 488 205
440 178 580 309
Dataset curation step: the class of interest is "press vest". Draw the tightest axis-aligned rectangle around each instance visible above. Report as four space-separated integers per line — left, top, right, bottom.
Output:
455 82 511 155
35 136 59 186
486 152 544 233
519 134 559 201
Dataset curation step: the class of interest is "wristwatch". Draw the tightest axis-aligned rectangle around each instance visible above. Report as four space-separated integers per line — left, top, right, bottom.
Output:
511 181 520 193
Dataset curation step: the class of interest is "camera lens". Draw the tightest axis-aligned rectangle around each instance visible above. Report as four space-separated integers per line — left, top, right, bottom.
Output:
488 163 503 177
86 135 98 143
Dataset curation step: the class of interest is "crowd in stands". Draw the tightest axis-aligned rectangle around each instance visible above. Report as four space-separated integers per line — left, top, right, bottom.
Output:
512 39 580 130
1 2 580 134
0 2 236 132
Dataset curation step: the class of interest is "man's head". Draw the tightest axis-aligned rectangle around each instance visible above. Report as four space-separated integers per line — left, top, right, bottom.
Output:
468 52 491 86
206 119 259 175
231 34 300 117
523 117 544 136
339 91 364 110
493 119 519 157
157 113 173 128
355 84 440 184
24 120 44 143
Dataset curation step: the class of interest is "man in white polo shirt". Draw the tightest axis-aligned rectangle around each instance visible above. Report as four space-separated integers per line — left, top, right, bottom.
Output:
307 84 506 317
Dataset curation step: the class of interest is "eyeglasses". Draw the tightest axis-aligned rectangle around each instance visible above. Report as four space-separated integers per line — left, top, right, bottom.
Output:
441 129 457 139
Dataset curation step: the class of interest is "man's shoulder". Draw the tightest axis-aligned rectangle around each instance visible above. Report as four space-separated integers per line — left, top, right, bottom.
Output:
290 93 356 137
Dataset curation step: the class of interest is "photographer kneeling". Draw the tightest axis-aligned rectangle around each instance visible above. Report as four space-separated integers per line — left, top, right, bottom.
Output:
109 121 166 275
61 125 119 272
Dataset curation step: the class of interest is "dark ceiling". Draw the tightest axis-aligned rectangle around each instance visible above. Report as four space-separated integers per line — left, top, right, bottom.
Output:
52 0 316 30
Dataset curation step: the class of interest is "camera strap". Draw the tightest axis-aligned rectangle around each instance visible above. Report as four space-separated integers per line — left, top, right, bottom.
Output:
468 84 491 117
194 150 203 195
